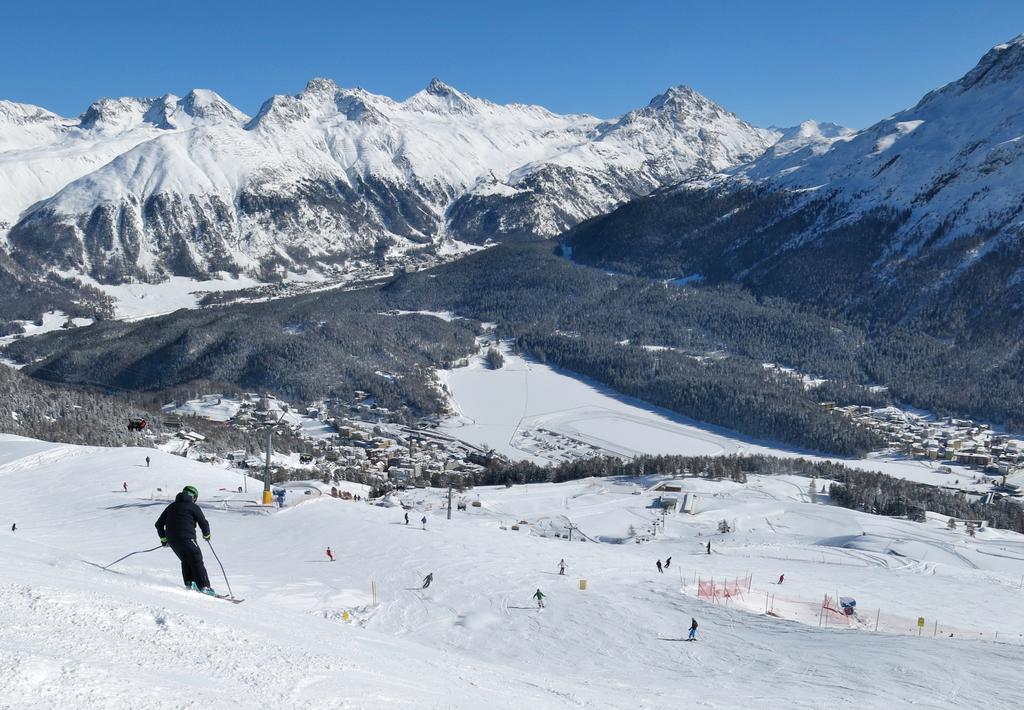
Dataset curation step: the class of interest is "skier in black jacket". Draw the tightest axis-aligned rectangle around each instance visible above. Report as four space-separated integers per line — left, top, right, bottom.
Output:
156 485 215 594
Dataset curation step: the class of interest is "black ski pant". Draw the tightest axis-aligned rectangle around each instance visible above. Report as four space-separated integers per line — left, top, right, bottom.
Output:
168 537 211 589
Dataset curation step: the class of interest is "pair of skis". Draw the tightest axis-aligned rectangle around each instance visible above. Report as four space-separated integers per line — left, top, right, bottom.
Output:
83 560 244 603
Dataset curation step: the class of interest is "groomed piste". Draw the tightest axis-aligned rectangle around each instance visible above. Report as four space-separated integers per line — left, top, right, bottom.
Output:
1 433 1023 709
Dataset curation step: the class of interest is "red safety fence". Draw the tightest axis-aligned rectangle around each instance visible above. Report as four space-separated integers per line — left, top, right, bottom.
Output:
821 594 851 623
697 574 753 603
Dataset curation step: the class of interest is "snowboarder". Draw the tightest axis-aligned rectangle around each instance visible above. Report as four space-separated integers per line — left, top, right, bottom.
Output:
155 485 215 595
558 559 567 575
778 574 784 585
404 512 409 525
123 481 128 493
421 515 427 530
656 559 663 574
533 589 546 608
688 618 698 641
707 541 711 554
665 556 672 569
145 456 150 468
326 547 335 562
422 573 433 589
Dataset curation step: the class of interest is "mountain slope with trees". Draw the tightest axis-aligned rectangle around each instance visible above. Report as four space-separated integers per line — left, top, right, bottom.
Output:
567 34 1024 343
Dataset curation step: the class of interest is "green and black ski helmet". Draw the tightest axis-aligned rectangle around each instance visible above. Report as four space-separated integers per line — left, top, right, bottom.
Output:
183 485 199 501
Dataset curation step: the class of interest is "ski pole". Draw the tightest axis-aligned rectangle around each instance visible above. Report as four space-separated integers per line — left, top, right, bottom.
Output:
206 539 235 599
103 544 164 569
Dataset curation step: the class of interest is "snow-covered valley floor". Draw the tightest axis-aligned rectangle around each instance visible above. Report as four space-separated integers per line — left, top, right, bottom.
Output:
438 346 1024 492
2 434 1023 708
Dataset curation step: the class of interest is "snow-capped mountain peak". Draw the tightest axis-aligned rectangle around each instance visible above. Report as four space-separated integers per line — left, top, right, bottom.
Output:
0 100 73 152
248 92 310 129
0 99 65 127
301 76 343 97
79 96 159 132
1 78 778 283
775 120 853 143
591 86 779 172
932 32 1024 98
78 91 247 133
425 77 460 97
614 85 749 131
646 85 717 113
765 120 855 157
179 89 248 124
404 77 487 115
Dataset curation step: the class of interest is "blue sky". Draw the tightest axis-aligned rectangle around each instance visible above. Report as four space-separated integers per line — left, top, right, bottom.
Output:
4 1 1024 128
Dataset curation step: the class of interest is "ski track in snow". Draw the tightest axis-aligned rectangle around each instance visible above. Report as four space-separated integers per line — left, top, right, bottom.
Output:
2 434 1024 708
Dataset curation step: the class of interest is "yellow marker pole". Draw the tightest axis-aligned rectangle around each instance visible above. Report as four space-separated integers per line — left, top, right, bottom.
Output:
579 579 587 590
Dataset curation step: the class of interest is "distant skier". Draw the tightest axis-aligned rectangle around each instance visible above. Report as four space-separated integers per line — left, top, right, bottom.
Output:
145 456 151 468
777 574 784 585
665 556 672 569
688 618 698 641
421 515 427 530
707 541 711 555
533 589 546 608
123 481 128 493
10 523 15 533
404 512 409 525
326 547 335 562
155 485 215 595
656 560 663 574
422 572 433 589
558 558 567 575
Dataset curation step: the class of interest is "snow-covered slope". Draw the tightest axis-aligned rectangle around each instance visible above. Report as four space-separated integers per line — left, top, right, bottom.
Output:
721 34 1024 315
2 433 1023 708
569 34 1024 331
2 79 776 284
737 35 1024 246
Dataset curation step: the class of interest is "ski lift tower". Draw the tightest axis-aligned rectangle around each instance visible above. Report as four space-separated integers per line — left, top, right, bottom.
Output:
262 430 273 505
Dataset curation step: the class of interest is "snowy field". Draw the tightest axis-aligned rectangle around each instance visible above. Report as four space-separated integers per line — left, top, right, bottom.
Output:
438 347 770 464
438 346 1024 492
2 433 1024 709
91 274 267 320
0 310 93 352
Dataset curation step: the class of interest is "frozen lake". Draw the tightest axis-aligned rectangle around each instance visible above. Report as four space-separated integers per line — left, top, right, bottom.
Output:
436 345 1015 491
